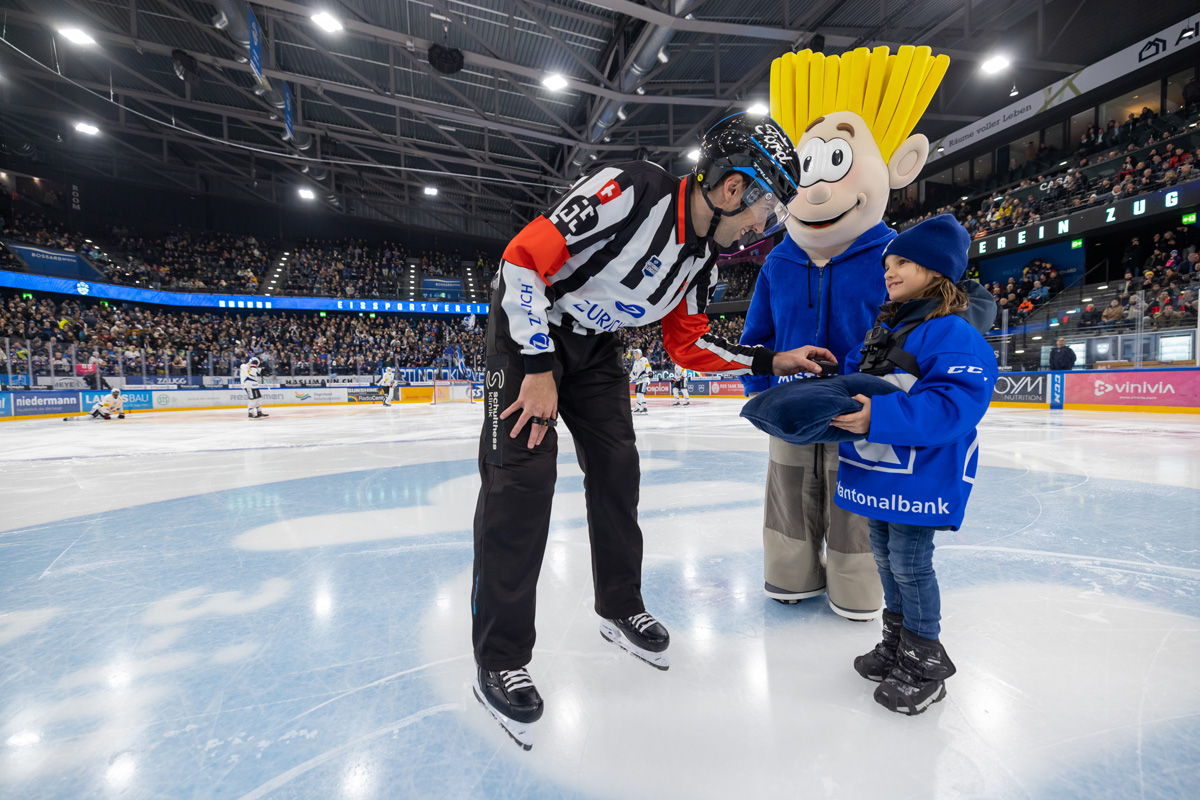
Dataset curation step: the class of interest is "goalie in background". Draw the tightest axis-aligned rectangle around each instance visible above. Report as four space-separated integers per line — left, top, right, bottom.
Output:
240 356 269 419
379 365 396 407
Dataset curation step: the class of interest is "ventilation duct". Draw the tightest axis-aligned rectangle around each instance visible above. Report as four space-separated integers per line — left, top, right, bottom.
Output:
568 0 698 177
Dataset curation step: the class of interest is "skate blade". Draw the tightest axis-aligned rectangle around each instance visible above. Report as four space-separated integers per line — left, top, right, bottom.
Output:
472 679 533 750
599 621 669 671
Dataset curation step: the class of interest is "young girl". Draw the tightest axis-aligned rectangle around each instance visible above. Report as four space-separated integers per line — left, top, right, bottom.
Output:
829 214 998 715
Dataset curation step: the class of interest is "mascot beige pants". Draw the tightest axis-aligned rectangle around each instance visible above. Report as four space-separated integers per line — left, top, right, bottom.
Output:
762 437 882 619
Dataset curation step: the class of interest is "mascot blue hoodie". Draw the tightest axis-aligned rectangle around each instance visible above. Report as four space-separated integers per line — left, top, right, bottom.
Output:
740 221 895 395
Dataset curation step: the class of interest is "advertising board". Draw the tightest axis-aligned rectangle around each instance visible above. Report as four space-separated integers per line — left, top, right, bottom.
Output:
1065 369 1200 411
12 390 79 416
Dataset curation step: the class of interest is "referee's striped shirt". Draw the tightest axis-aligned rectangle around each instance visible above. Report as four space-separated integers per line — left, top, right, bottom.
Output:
497 161 776 375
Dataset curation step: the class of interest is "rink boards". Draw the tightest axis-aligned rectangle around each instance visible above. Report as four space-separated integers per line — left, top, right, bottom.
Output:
0 385 457 419
3 367 1198 419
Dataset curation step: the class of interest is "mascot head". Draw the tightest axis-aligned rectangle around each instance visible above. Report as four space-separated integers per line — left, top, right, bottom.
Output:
770 46 949 252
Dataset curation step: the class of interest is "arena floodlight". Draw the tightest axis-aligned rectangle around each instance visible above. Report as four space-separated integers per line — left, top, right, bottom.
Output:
981 55 1010 74
542 73 568 91
1009 84 1019 97
747 103 769 115
657 49 669 65
424 186 438 196
75 122 99 135
58 28 96 45
298 187 316 200
686 149 700 162
310 12 343 33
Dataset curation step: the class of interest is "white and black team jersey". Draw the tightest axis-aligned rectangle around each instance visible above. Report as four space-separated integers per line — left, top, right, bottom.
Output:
630 356 651 386
497 162 775 375
239 362 262 391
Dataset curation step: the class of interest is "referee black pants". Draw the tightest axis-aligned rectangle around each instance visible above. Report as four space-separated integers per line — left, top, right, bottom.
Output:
472 310 645 671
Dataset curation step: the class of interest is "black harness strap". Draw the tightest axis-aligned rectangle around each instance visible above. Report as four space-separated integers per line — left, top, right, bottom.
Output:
858 319 924 380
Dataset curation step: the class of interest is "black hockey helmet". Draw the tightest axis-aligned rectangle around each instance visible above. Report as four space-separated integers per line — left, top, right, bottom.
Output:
694 113 801 242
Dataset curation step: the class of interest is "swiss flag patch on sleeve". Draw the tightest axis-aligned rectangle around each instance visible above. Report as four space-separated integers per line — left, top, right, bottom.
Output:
596 179 622 204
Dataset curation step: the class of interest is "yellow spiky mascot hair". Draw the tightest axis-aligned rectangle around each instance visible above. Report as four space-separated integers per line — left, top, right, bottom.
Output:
770 45 949 161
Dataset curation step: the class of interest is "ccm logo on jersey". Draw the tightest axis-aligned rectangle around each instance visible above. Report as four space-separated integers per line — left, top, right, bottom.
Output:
947 366 985 375
614 301 646 318
596 180 622 204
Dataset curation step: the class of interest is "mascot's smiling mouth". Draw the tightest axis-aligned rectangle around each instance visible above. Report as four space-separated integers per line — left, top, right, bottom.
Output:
797 197 863 229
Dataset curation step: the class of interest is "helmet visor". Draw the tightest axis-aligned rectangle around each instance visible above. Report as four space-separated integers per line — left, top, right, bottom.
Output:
737 181 791 248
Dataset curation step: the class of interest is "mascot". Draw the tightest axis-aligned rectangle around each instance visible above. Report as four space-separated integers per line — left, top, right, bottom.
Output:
740 46 950 619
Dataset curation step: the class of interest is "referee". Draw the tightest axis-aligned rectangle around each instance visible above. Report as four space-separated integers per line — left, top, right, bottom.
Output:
471 114 835 749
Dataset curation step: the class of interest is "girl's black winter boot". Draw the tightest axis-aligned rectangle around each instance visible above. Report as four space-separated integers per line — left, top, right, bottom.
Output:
854 609 904 682
874 627 956 715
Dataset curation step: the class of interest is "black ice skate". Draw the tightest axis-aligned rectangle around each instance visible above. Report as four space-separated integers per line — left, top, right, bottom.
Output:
472 666 543 751
854 609 904 682
256 411 269 418
599 612 670 670
874 627 956 715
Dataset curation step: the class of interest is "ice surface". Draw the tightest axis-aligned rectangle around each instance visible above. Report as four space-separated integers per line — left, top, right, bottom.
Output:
1 400 1198 799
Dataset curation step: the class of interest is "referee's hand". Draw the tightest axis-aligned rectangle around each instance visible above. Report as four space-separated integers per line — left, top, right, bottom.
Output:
501 371 558 449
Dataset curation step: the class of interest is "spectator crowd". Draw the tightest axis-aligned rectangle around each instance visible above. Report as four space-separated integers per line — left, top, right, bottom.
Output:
0 291 488 379
890 103 1200 242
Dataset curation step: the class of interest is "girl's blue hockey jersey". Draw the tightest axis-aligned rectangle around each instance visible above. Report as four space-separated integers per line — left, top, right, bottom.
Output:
835 295 998 530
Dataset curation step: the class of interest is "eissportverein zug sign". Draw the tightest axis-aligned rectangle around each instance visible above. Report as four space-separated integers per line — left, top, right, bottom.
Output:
970 179 1200 259
929 14 1200 164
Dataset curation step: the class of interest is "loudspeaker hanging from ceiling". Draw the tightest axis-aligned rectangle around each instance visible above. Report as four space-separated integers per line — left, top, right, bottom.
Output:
428 44 464 75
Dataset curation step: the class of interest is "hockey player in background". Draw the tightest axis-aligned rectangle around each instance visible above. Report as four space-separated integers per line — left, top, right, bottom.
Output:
87 388 124 420
240 357 268 419
671 362 692 406
471 113 835 750
629 349 651 414
379 365 396 407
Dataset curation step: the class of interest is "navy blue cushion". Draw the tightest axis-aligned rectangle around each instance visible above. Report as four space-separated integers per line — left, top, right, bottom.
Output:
740 373 904 445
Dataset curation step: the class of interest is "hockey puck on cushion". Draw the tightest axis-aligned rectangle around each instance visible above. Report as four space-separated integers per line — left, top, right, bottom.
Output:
740 373 903 445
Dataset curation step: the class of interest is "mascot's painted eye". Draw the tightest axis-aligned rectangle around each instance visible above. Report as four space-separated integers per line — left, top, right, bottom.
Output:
819 138 853 183
797 138 825 187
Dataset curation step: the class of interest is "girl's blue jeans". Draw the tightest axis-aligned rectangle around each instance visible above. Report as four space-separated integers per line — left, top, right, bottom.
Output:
867 518 941 639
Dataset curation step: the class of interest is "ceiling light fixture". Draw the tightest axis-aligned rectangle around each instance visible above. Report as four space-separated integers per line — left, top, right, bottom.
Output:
687 149 700 162
424 187 438 196
542 73 568 91
75 122 99 135
657 49 669 65
58 28 96 45
981 54 1010 74
311 12 343 33
1009 84 1019 97
298 188 315 200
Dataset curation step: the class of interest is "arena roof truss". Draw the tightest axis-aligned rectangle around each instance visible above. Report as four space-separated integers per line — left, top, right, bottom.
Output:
0 0 1192 241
